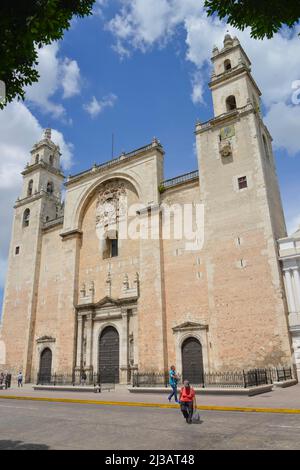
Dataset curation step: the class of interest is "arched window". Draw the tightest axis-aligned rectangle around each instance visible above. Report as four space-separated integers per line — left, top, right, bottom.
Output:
49 155 54 166
23 208 30 227
224 59 231 71
263 135 270 161
226 95 237 111
47 181 54 195
27 180 33 197
35 155 39 164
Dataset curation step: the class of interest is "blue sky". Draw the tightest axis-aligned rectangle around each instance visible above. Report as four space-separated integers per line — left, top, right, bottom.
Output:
0 0 300 315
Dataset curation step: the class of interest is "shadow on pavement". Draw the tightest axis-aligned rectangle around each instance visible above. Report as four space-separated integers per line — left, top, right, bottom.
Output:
0 439 49 450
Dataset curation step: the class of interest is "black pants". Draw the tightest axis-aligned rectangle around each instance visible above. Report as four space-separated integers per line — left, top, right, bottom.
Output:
180 401 193 422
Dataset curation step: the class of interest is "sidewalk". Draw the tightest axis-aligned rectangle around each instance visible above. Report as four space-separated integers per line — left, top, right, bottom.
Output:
1 382 300 411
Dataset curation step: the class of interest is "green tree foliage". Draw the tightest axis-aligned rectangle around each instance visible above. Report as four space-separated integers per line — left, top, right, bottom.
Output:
204 0 300 39
0 0 95 108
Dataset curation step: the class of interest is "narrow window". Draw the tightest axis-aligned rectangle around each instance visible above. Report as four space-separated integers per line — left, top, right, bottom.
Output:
47 181 54 195
27 180 33 196
226 95 237 111
15 246 20 255
35 155 39 164
238 176 248 190
103 236 118 259
224 59 231 71
49 155 54 166
23 208 30 227
111 238 118 258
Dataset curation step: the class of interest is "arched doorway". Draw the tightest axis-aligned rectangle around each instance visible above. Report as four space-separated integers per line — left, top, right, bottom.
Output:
39 348 52 383
99 326 119 383
181 337 204 385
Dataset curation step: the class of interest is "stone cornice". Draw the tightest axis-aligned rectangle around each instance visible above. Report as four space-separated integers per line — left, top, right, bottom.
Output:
14 192 43 209
31 139 61 155
42 217 64 232
76 295 138 311
65 142 164 188
36 336 56 343
195 103 255 135
211 43 251 65
60 229 83 240
22 161 65 179
172 321 208 332
14 191 61 209
209 66 261 97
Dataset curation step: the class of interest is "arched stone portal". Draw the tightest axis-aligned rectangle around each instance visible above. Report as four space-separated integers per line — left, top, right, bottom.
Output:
99 326 120 383
181 337 204 385
39 348 52 382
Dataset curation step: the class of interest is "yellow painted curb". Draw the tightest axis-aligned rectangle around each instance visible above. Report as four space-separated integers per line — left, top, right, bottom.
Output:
1 394 300 414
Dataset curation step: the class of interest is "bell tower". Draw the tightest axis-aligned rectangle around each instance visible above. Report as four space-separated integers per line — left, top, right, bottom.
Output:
21 128 64 222
210 34 261 117
1 129 65 380
195 35 292 370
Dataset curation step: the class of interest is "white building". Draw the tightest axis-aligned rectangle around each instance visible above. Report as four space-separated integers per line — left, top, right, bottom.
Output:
279 226 300 379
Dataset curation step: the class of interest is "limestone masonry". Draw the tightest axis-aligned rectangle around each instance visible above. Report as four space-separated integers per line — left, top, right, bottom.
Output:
0 35 297 383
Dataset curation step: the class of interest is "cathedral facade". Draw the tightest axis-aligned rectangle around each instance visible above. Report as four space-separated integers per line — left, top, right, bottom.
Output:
0 35 294 383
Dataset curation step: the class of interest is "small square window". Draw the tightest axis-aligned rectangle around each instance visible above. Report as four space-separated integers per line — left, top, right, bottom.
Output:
238 176 248 190
15 246 20 255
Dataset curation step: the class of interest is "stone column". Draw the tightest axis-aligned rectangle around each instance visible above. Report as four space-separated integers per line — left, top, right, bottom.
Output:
284 269 296 314
292 267 300 313
120 308 129 384
75 315 83 369
85 312 93 372
132 307 139 367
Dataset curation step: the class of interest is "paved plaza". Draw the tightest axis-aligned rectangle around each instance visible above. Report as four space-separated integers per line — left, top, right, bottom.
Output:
0 384 300 450
1 398 300 450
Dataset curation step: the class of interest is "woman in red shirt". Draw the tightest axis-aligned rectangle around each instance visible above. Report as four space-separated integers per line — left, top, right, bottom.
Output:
179 380 196 423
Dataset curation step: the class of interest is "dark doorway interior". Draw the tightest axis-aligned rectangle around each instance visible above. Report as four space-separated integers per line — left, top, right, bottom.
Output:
181 337 204 385
39 348 52 382
99 326 119 383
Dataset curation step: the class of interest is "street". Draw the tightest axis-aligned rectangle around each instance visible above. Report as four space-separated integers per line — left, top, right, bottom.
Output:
1 399 300 450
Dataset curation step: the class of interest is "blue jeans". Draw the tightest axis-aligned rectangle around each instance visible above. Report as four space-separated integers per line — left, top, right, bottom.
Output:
168 384 178 402
180 401 194 422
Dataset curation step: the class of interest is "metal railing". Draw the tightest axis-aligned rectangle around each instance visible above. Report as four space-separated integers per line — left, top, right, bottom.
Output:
132 367 293 388
68 142 161 182
160 170 199 190
36 371 115 390
132 372 170 388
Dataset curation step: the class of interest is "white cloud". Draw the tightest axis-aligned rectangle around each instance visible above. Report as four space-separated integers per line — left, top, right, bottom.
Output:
0 101 74 293
83 94 117 118
93 0 108 17
264 102 300 156
61 58 81 99
25 43 81 118
105 1 300 157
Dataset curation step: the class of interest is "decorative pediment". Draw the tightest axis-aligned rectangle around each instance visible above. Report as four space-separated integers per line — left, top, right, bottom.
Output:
36 335 56 343
95 296 122 307
77 295 138 310
172 321 208 332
